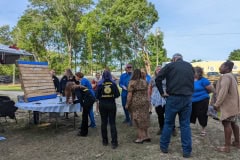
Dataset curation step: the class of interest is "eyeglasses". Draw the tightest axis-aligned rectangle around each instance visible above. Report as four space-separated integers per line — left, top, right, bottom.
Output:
127 66 132 68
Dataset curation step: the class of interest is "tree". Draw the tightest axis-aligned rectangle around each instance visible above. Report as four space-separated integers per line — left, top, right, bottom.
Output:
12 9 51 62
146 32 167 73
107 0 159 73
229 49 240 60
0 25 14 76
9 0 160 74
26 0 93 68
191 59 203 63
0 25 12 45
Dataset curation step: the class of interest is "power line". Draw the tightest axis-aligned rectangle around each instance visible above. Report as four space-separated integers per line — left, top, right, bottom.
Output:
160 32 240 38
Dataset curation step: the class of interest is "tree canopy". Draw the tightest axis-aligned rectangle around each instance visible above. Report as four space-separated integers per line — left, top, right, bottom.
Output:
229 49 240 61
1 0 167 75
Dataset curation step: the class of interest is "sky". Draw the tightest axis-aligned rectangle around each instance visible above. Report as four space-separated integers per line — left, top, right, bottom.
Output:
1 0 240 62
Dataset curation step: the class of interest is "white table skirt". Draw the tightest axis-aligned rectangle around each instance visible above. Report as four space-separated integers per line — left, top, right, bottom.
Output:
15 97 81 113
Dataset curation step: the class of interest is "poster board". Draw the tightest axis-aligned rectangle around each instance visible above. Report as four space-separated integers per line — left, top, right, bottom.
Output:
17 61 57 102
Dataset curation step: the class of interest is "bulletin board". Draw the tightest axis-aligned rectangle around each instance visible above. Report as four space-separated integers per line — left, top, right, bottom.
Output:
17 61 57 102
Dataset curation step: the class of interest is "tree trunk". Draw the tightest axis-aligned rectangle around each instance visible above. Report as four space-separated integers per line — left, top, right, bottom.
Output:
89 44 93 75
143 51 151 75
67 44 72 68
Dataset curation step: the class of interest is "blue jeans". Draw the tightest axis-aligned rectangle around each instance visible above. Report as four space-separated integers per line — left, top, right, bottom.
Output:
160 95 192 155
88 106 96 127
121 95 130 122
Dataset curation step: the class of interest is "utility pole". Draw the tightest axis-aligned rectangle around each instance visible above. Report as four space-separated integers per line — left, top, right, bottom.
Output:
156 27 161 67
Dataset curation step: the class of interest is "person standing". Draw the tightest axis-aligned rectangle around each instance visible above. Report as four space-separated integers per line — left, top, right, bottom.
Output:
59 68 78 118
119 64 132 125
191 67 213 136
155 53 194 158
148 66 166 135
59 68 76 96
96 70 120 149
214 60 240 153
92 72 101 115
125 69 150 143
50 69 59 93
75 72 96 128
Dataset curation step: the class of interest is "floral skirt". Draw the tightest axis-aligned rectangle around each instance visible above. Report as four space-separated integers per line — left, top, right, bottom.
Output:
224 115 240 123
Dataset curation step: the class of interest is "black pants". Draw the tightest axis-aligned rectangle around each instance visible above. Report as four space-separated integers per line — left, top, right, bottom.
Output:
80 105 90 136
99 101 118 144
155 105 165 129
190 98 209 127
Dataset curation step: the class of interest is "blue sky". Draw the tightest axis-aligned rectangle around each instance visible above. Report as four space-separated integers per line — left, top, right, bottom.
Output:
1 0 240 62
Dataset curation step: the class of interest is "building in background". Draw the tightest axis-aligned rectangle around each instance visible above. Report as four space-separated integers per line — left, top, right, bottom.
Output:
191 61 240 74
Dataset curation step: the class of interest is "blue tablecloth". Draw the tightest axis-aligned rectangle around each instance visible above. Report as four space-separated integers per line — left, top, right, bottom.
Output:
15 97 81 113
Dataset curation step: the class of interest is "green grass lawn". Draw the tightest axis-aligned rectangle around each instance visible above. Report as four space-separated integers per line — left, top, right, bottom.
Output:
0 84 22 91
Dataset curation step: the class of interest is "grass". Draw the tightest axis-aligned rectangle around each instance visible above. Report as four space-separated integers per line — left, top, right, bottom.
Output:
1 111 239 160
0 84 22 91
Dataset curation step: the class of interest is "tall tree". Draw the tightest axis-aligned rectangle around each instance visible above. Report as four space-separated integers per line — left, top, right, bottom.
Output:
105 0 159 73
13 9 51 62
146 32 167 73
0 25 12 45
13 8 69 74
229 49 240 60
28 0 93 67
0 25 14 76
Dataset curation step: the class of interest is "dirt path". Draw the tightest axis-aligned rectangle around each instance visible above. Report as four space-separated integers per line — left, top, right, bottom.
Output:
0 91 239 160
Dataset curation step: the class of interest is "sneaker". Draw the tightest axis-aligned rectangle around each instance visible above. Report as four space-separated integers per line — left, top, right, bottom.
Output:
111 143 118 149
102 139 108 146
77 132 87 137
88 124 97 128
160 148 168 153
183 153 191 158
102 142 108 146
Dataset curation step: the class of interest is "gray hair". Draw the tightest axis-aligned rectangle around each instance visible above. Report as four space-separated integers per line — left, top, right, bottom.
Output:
172 53 183 61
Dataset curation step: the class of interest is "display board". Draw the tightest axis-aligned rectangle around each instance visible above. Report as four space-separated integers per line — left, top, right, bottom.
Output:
17 61 57 102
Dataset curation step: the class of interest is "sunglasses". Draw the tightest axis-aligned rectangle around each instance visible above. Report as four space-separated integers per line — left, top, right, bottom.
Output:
127 66 132 68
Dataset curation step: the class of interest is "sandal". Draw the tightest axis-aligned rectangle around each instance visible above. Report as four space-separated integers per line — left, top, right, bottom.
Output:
215 146 230 153
133 139 143 144
142 138 151 142
200 131 206 137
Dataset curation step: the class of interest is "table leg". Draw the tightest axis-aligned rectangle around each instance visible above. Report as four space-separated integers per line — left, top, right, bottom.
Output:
55 115 58 131
74 113 76 129
33 111 39 124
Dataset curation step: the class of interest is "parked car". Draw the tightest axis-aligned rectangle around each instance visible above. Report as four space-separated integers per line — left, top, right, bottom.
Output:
206 72 220 77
